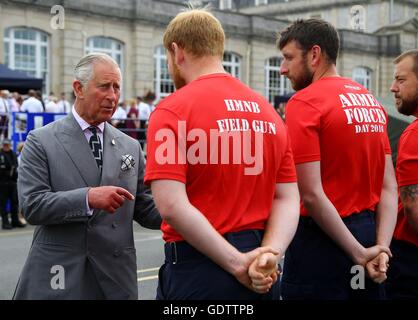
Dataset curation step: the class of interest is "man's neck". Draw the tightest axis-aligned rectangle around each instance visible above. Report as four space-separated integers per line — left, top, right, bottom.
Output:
312 63 339 83
184 56 226 84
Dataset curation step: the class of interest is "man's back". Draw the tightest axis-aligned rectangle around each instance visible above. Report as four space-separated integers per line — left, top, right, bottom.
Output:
21 97 43 113
146 73 295 242
286 77 391 217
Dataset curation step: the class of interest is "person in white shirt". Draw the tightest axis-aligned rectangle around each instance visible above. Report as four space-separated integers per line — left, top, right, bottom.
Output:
0 90 9 114
56 92 72 114
45 96 64 113
0 90 11 139
137 101 151 122
20 90 44 113
137 91 155 148
111 101 128 129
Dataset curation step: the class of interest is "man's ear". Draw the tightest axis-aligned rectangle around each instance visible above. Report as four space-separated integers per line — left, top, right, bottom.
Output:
310 45 322 68
73 80 84 99
171 42 185 66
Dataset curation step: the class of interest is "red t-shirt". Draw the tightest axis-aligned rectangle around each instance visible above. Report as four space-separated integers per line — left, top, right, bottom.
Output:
145 73 297 242
285 77 391 218
394 119 418 247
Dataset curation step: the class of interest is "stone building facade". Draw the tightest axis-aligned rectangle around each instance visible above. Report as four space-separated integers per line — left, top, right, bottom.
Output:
0 0 416 106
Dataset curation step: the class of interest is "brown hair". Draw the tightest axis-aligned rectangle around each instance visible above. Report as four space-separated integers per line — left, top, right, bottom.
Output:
278 18 340 65
394 49 418 79
163 8 225 58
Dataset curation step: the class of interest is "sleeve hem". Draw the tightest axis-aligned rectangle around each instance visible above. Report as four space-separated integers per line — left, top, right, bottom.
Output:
293 154 321 164
144 171 186 185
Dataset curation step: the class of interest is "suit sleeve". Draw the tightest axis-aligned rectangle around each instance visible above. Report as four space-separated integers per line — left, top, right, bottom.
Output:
133 142 162 229
18 131 90 225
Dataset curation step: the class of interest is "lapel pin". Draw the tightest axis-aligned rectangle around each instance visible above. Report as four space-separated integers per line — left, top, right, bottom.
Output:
111 139 116 146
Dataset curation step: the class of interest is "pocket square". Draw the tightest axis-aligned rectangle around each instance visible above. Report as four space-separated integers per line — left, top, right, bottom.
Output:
121 154 135 171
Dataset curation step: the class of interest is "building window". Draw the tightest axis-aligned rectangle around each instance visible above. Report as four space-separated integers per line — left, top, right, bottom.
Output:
219 0 232 10
86 36 124 97
154 45 174 100
86 36 123 69
223 52 241 79
255 0 268 6
352 66 372 90
265 57 291 104
4 27 49 94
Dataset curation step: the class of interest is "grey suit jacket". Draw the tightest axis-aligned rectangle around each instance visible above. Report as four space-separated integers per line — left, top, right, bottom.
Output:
13 113 161 300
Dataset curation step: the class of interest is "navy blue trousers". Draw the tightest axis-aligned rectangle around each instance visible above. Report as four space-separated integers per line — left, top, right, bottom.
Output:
156 229 280 300
386 239 418 299
281 211 385 300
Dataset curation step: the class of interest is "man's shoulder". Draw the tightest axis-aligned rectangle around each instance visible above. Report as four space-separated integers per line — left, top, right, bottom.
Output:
400 120 418 141
28 115 69 139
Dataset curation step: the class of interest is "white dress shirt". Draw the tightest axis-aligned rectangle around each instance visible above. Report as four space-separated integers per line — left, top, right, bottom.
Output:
57 100 71 113
138 102 151 121
20 97 44 113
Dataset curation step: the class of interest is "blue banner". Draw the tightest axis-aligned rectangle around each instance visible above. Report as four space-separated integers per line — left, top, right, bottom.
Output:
11 112 67 151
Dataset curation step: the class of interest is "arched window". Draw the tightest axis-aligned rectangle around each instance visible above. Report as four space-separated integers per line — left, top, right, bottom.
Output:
223 52 241 79
85 36 123 68
85 36 124 97
154 45 174 100
4 27 50 94
352 67 372 90
265 57 291 104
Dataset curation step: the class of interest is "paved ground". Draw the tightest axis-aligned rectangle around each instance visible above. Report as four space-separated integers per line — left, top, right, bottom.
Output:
0 223 164 300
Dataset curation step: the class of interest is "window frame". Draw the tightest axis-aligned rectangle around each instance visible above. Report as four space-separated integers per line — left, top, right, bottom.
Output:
265 56 291 105
4 27 50 95
85 36 125 98
154 45 175 101
352 66 372 91
223 51 241 79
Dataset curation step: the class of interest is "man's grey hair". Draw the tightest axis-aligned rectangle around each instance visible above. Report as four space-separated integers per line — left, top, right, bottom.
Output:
74 52 120 87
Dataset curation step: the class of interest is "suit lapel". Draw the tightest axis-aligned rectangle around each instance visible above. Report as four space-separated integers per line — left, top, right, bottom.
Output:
90 123 122 222
100 122 122 187
55 114 101 187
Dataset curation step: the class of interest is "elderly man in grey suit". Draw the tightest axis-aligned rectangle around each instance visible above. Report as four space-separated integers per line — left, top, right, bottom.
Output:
13 53 161 300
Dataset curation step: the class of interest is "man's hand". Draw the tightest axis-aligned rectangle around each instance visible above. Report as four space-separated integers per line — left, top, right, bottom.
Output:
248 252 280 294
232 246 278 294
353 244 392 267
88 186 134 213
365 252 390 284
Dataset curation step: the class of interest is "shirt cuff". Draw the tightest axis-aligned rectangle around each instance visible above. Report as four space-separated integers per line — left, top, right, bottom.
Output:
85 189 94 216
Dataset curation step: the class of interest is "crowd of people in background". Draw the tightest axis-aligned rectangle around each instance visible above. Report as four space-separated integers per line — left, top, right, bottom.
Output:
0 87 156 230
0 88 157 146
0 89 71 114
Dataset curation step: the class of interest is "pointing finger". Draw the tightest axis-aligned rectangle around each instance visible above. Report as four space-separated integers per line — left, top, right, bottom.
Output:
116 187 134 200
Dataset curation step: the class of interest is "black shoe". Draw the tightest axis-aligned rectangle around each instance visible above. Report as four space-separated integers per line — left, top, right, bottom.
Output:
12 221 26 228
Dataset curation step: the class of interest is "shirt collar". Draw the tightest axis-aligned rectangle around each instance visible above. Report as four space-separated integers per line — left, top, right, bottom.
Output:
72 106 105 133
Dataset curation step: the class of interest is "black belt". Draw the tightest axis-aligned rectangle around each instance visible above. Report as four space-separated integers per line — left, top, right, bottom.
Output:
164 229 264 264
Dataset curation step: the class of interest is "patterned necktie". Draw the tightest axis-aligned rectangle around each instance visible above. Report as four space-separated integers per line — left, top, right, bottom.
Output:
88 126 103 172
